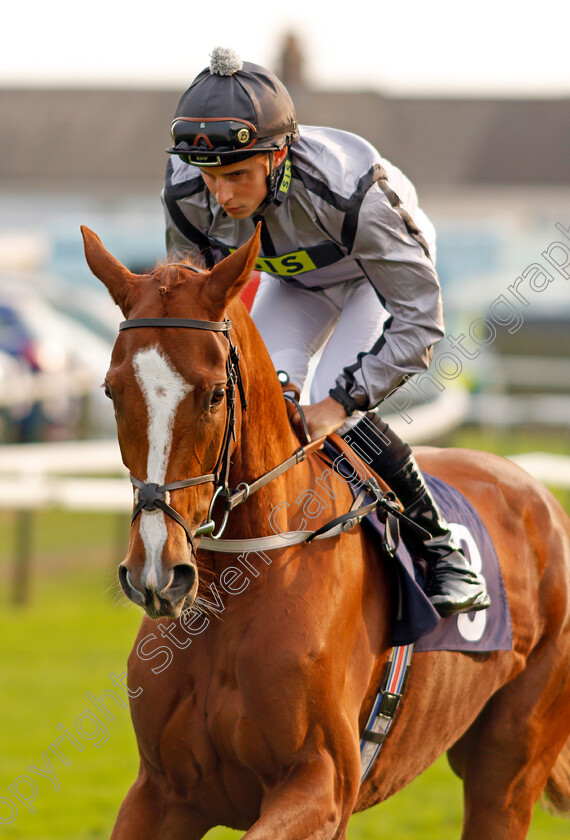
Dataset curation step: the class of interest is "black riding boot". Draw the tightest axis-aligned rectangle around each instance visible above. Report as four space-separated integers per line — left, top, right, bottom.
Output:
342 414 491 617
387 454 491 616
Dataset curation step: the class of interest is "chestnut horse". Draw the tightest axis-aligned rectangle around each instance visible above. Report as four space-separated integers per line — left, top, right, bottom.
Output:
82 224 570 840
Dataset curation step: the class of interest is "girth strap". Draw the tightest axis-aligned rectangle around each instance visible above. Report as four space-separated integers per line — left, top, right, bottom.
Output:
360 643 414 782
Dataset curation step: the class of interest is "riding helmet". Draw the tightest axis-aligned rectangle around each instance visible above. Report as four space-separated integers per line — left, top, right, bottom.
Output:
167 47 299 167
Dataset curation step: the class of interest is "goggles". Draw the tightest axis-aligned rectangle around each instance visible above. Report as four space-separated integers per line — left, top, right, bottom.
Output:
169 117 259 166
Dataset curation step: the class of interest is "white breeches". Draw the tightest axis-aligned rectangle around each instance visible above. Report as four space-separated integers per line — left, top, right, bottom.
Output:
250 274 389 427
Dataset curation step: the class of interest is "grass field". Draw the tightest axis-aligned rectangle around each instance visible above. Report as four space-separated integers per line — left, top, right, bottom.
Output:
0 427 568 838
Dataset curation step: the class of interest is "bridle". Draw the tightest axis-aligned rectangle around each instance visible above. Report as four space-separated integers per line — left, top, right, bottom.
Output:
119 315 247 548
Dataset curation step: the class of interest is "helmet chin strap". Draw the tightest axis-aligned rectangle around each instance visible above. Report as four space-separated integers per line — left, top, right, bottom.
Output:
258 151 286 211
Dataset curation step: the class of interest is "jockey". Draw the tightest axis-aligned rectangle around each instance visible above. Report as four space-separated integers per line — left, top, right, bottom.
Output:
162 47 490 618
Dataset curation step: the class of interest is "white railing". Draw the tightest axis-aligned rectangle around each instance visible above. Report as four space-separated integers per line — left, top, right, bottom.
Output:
506 452 570 488
0 368 96 408
1 432 568 519
0 439 131 511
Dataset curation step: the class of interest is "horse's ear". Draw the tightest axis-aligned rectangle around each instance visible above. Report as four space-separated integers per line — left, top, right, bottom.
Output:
205 223 261 311
81 226 141 316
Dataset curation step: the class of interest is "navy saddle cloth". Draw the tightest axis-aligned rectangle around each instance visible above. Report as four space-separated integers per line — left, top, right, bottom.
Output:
359 472 512 652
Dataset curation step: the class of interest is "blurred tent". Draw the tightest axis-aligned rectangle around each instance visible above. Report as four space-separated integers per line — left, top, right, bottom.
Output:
1 87 569 196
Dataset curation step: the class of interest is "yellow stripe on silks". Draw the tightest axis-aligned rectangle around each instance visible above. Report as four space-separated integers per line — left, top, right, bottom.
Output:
254 250 317 275
279 159 292 195
228 246 317 275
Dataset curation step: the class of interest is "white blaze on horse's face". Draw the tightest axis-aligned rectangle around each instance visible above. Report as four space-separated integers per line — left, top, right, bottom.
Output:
132 346 193 591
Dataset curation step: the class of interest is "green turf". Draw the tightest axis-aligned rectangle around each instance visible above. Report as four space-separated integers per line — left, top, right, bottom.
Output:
0 427 568 838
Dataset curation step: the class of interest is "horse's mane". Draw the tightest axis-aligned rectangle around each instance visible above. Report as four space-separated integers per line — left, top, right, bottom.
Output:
151 254 207 298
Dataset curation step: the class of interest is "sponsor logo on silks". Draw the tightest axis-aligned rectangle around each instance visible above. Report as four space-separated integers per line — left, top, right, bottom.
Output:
255 250 317 275
229 246 317 275
279 159 292 195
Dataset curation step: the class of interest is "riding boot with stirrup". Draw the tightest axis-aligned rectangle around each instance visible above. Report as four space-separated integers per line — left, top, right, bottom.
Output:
385 453 491 617
341 413 490 617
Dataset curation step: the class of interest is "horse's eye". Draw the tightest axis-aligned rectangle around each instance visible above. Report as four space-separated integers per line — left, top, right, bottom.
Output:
103 382 113 400
210 388 226 408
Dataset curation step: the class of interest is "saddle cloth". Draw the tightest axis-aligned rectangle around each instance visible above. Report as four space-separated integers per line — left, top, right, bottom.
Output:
360 471 513 652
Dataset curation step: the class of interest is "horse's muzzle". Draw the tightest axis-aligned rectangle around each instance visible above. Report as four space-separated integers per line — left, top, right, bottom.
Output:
118 562 198 618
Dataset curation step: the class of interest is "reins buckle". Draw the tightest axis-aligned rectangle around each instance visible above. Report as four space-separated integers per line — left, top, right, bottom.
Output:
362 476 384 504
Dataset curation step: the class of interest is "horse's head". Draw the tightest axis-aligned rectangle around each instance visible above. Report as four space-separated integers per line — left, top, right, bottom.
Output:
82 224 261 618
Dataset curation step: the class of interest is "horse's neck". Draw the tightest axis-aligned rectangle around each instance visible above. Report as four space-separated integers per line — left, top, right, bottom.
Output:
232 363 299 485
225 305 308 523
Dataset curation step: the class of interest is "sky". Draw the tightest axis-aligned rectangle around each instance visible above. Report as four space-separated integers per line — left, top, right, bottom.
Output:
3 0 570 96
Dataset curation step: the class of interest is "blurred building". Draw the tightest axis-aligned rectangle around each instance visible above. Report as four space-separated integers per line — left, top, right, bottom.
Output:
2 81 569 324
1 86 569 201
277 32 306 93
1 82 569 357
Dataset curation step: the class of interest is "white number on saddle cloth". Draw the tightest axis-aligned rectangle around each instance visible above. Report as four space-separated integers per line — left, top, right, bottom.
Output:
449 523 488 642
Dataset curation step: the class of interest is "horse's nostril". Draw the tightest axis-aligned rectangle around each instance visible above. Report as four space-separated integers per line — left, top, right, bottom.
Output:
168 564 197 602
117 566 129 592
118 564 130 595
118 562 196 614
118 565 145 607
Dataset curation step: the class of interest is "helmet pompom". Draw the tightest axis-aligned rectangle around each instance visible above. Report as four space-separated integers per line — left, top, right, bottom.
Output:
209 47 243 76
